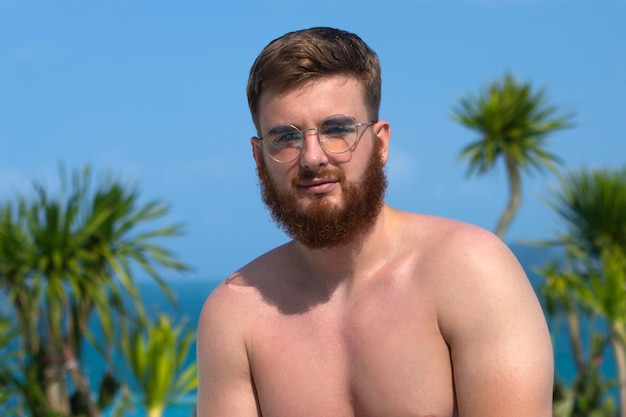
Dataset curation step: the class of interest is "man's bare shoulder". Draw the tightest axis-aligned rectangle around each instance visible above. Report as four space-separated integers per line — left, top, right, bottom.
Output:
400 211 545 335
200 242 297 324
392 210 511 266
392 210 531 300
196 247 287 417
416 213 526 286
196 245 290 392
395 212 553 416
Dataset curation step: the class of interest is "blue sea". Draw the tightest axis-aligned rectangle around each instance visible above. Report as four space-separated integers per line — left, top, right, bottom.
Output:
86 244 616 416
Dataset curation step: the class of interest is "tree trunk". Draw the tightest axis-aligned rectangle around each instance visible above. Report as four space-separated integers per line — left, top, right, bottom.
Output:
611 327 626 417
495 156 521 239
67 365 102 417
65 298 101 417
566 308 585 374
43 343 71 415
44 377 70 416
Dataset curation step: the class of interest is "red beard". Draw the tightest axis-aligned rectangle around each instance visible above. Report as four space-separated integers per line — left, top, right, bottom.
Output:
256 145 387 249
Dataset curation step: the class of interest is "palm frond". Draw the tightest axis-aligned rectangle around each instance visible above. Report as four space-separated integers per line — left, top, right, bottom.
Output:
452 72 574 179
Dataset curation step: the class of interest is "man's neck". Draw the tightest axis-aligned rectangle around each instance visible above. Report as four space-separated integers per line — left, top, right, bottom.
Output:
291 204 399 292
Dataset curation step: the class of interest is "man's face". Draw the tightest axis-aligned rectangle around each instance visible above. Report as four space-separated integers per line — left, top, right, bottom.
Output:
252 76 391 249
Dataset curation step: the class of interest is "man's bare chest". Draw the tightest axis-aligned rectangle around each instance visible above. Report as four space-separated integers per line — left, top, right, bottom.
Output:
246 296 456 417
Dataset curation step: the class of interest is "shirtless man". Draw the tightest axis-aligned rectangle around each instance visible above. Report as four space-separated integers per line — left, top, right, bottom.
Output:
196 27 554 417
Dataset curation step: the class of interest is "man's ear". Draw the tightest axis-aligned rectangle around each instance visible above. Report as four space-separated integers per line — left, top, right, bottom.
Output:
374 120 391 164
251 137 264 168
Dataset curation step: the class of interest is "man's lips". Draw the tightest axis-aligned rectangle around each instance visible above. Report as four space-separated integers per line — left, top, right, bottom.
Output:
298 177 339 193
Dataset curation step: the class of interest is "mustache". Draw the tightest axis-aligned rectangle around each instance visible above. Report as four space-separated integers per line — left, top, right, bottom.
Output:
295 168 346 182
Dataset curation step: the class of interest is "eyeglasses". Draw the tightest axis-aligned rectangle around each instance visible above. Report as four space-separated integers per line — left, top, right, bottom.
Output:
258 114 377 163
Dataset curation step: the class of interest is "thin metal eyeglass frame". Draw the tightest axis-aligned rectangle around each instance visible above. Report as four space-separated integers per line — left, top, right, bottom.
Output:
258 115 377 163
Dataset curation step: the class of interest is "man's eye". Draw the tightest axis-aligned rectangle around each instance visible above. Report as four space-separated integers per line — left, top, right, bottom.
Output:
323 124 355 137
272 132 302 147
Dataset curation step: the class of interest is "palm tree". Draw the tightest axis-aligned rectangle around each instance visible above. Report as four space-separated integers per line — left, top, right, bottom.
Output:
0 165 191 416
543 166 626 416
452 73 574 239
0 198 53 416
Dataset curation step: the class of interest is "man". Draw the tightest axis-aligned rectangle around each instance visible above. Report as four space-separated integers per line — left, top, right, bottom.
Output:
197 27 553 417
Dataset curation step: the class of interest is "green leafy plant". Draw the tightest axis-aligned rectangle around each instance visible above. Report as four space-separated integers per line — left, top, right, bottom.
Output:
0 165 191 416
119 314 198 417
540 166 626 416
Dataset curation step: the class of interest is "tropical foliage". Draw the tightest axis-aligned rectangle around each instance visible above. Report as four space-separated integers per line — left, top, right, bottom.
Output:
452 72 574 238
539 166 626 416
542 264 618 417
0 165 192 417
119 314 198 417
0 314 21 415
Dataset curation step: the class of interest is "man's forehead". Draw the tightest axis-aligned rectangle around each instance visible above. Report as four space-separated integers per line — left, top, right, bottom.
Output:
257 76 366 126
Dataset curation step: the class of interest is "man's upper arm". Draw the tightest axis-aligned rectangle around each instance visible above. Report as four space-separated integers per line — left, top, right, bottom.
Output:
438 231 554 416
196 283 260 417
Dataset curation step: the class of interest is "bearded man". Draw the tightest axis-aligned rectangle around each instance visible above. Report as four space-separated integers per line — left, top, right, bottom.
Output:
196 27 554 417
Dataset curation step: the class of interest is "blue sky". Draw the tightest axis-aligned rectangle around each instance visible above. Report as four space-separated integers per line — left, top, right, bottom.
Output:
1 1 624 281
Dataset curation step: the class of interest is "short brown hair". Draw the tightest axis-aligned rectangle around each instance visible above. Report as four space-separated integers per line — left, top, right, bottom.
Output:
246 27 382 133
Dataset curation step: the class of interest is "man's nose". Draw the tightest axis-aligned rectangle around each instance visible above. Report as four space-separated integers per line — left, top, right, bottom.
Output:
299 129 329 170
